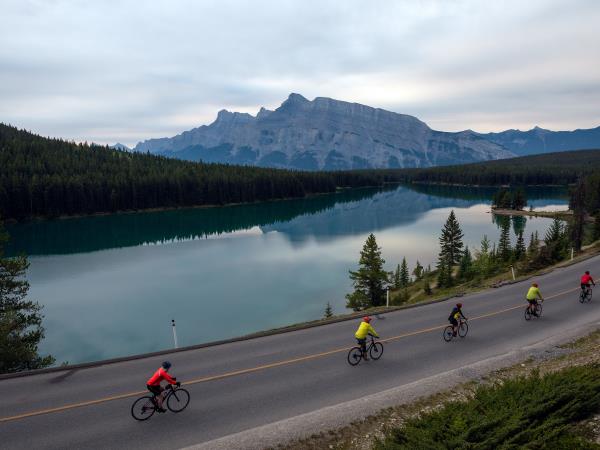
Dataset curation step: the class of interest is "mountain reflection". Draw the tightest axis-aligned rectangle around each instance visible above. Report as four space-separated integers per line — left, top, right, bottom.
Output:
5 184 567 256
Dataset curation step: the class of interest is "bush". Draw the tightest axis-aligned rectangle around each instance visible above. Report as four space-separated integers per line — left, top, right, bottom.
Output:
375 365 600 450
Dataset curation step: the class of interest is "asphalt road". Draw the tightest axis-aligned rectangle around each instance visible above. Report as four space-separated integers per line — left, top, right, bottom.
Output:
1 255 600 449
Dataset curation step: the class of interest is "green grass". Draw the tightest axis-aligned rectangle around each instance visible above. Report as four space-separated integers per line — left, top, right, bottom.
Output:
375 365 600 450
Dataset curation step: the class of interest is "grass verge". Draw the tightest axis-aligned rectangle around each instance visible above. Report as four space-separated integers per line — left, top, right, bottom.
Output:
278 328 600 450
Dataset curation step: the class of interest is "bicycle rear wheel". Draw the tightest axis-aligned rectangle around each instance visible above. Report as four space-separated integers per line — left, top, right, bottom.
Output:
458 322 468 338
131 396 156 421
524 307 532 321
167 388 190 413
443 326 454 342
369 342 384 360
347 347 363 366
580 290 586 303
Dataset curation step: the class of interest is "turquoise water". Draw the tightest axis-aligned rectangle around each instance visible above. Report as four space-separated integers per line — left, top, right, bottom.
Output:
5 185 568 364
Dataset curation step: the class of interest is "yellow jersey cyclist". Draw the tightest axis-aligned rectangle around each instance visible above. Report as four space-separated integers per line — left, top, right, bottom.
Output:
354 316 379 360
526 282 544 316
448 303 468 336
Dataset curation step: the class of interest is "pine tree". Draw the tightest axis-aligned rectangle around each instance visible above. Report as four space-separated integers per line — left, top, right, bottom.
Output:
474 235 492 278
438 210 464 266
512 188 527 210
498 220 512 262
514 231 526 260
400 257 410 288
346 233 388 311
423 277 432 295
544 218 568 262
437 254 454 288
412 260 424 281
323 302 333 319
1 219 54 373
393 264 401 289
458 246 473 280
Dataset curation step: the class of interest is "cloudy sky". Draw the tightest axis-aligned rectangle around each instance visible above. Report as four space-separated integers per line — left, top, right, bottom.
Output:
1 0 599 146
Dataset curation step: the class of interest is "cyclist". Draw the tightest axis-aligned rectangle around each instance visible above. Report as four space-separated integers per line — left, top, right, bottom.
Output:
146 361 180 412
526 282 544 317
581 271 595 294
354 316 379 360
448 303 468 336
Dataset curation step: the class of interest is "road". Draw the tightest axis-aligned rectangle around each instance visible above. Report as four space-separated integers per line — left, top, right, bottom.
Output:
1 255 599 449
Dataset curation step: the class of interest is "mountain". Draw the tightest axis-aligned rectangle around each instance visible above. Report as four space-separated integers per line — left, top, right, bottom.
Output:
477 126 600 156
110 143 131 151
133 94 514 170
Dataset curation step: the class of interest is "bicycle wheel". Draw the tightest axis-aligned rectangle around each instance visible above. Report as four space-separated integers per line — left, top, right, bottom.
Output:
131 396 156 421
580 290 586 303
458 322 468 338
369 342 384 360
536 303 543 317
167 388 190 413
443 326 454 342
524 307 532 321
347 347 363 366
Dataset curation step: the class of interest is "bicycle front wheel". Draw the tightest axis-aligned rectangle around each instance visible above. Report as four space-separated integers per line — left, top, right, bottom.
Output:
443 326 454 342
131 396 156 421
369 342 384 360
458 322 468 338
166 388 190 413
536 303 543 317
347 347 363 366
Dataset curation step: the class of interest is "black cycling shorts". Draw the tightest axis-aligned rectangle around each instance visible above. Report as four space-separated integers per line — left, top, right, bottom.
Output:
581 283 591 290
449 318 458 327
527 298 538 304
147 384 162 396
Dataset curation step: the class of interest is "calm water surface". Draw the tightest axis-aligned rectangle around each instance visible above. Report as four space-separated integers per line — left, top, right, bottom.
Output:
6 185 568 364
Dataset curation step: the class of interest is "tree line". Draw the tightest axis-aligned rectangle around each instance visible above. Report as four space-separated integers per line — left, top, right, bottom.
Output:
3 123 600 221
345 209 588 311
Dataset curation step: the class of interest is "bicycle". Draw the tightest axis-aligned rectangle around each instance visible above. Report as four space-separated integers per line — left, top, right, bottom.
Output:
443 318 468 342
579 286 593 303
347 335 384 366
131 384 190 421
524 300 543 321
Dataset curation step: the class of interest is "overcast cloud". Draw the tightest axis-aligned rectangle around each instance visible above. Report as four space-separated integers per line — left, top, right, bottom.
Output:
1 0 599 146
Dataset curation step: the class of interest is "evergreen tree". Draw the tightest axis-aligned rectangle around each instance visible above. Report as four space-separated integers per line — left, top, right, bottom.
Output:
346 234 388 310
393 264 401 289
458 246 474 280
511 188 527 210
412 260 424 281
528 231 540 255
514 231 526 260
437 254 454 288
474 235 493 278
323 302 333 319
400 257 410 288
569 178 585 251
1 219 54 373
594 212 600 242
498 220 512 262
544 218 568 262
438 210 464 266
423 277 432 295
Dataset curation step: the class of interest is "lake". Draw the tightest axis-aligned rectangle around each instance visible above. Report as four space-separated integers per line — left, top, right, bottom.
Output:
5 184 568 365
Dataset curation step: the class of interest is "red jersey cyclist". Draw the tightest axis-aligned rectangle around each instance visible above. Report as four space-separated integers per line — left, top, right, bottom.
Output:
147 361 180 412
581 271 595 292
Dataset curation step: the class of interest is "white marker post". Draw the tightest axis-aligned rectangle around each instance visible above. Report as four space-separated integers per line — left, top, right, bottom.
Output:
510 265 515 281
386 286 390 307
171 319 179 349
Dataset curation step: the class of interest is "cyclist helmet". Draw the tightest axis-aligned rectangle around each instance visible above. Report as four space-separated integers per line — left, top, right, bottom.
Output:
363 316 372 323
585 271 590 275
456 303 463 308
162 361 172 370
532 282 538 287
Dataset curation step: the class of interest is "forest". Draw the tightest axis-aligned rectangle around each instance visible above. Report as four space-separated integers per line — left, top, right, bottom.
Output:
2 123 600 221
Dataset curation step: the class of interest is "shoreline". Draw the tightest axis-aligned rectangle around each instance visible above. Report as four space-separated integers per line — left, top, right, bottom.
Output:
3 240 599 380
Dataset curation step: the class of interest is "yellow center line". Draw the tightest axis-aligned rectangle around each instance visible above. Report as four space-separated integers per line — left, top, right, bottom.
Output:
0 287 579 423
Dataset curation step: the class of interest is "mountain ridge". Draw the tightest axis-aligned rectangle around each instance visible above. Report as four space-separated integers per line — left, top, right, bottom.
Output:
133 94 600 170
